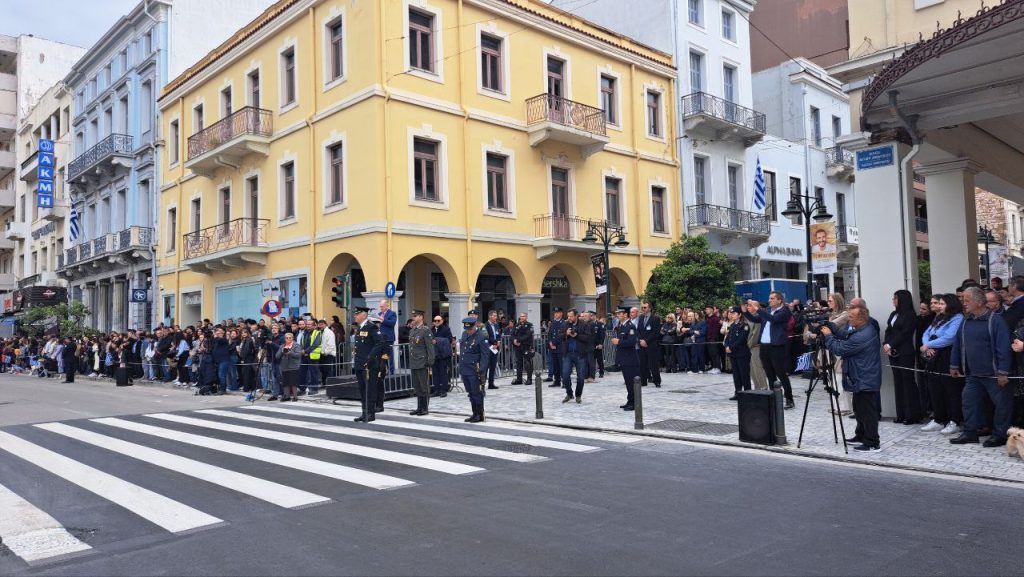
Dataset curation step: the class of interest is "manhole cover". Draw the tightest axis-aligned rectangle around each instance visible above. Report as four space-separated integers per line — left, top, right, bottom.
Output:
667 389 700 394
647 419 738 436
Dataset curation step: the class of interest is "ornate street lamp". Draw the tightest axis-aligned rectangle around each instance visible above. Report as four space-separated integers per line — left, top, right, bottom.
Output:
583 219 628 370
781 188 833 302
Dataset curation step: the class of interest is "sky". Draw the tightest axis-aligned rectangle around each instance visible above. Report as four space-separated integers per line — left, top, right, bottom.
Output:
0 0 140 49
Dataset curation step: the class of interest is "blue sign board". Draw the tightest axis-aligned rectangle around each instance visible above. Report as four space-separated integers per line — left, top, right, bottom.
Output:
37 180 54 195
37 195 53 208
130 289 149 303
856 146 895 170
37 165 54 180
384 282 396 299
36 142 56 209
38 139 55 154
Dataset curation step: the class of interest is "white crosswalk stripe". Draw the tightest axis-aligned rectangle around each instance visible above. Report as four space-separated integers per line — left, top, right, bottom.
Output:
0 481 91 563
35 423 331 509
92 417 415 490
0 430 222 534
145 413 484 475
200 408 546 463
265 405 602 452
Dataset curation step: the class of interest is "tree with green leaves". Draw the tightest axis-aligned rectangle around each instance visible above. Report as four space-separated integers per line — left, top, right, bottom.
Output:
918 259 931 302
642 236 739 316
20 301 94 339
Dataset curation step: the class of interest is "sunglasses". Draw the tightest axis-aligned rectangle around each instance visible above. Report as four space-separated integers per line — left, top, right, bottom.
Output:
433 319 442 322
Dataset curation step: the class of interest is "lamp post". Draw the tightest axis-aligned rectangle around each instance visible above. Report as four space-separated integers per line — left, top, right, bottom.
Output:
582 219 629 319
978 225 995 286
781 188 833 303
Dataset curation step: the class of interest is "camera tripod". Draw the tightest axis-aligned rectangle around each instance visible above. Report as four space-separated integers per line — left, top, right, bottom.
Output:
796 340 849 453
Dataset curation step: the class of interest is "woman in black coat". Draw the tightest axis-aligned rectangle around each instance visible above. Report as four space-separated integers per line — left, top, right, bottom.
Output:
61 338 78 383
431 316 454 397
885 289 924 424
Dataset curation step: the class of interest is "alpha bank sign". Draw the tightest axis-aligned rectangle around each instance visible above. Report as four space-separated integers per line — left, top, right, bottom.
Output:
760 244 804 262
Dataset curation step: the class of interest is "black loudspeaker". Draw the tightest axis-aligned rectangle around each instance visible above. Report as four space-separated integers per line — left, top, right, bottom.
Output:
737 390 776 445
325 375 360 401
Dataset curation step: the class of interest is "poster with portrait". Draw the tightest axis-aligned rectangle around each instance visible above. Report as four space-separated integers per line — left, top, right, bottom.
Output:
988 245 1010 281
810 222 838 275
591 253 608 295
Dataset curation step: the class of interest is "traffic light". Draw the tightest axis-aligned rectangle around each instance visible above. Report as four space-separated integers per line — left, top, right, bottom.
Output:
331 275 346 308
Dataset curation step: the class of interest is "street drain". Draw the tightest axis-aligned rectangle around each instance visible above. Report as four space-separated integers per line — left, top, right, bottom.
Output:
667 389 700 394
647 419 739 436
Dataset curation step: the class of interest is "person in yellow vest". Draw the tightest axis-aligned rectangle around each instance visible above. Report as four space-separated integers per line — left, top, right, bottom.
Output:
302 319 323 395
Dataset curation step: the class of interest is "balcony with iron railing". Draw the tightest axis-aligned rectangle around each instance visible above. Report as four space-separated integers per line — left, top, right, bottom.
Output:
532 214 623 259
182 217 270 273
526 94 609 159
68 133 133 182
57 225 153 275
19 150 38 182
826 146 855 181
681 92 766 145
686 204 770 245
915 217 929 237
186 106 272 177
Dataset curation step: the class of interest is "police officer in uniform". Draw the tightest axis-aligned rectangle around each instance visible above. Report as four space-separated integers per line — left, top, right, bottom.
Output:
546 307 565 388
723 305 752 399
459 317 491 423
612 306 640 410
352 307 385 422
511 312 535 385
407 310 435 416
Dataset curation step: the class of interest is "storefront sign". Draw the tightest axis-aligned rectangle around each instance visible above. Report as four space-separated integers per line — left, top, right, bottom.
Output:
765 246 802 257
260 279 281 299
542 277 569 289
31 221 56 240
36 139 55 208
182 293 202 306
856 146 894 170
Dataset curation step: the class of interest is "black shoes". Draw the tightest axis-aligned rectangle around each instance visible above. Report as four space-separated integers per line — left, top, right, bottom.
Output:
562 394 573 403
845 436 863 444
853 444 880 452
465 413 482 423
548 383 561 388
543 377 553 382
654 383 661 388
267 396 278 401
983 436 1007 448
784 400 795 410
949 434 980 444
510 380 523 385
354 414 375 423
728 395 738 401
575 396 582 404
488 384 498 390
622 404 635 411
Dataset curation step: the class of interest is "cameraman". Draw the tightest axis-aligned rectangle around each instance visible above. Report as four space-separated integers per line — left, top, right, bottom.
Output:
820 305 883 452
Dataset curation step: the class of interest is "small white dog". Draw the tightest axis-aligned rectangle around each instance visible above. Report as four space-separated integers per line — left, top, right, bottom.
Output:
1007 427 1024 461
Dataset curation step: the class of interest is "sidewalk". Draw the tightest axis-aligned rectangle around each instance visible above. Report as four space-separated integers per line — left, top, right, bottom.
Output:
347 370 1024 484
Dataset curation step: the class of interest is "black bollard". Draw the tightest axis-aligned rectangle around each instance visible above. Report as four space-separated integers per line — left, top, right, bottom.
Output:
633 376 643 430
535 370 544 419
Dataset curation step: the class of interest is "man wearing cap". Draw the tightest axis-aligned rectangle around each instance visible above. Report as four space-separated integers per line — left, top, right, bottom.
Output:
459 316 491 422
612 306 640 410
511 312 535 385
483 310 502 390
352 307 385 422
724 306 752 399
407 310 435 416
546 307 565 387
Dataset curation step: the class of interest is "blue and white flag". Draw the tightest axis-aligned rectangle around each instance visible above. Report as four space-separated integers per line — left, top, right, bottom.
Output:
68 194 81 243
752 157 766 211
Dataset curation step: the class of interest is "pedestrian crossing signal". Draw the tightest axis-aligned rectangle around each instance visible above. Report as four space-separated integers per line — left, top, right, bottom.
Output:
332 275 348 308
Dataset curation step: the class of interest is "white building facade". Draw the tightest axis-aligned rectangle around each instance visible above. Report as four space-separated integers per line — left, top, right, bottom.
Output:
60 0 276 333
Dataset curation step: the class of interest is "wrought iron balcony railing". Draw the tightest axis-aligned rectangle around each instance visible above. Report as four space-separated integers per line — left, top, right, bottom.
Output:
826 145 854 167
187 106 272 160
68 133 133 181
526 94 607 137
681 92 766 134
914 173 926 185
20 150 38 171
183 217 269 260
686 203 770 236
57 254 64 270
534 214 610 242
915 217 929 234
114 225 153 251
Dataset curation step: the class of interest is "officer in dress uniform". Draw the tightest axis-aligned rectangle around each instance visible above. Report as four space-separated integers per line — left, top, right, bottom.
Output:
546 307 565 387
613 306 640 411
724 306 752 399
511 312 535 385
459 317 491 423
407 310 435 416
352 307 385 422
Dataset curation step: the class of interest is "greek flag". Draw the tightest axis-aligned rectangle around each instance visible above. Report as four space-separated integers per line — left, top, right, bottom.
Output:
68 195 80 242
752 157 766 211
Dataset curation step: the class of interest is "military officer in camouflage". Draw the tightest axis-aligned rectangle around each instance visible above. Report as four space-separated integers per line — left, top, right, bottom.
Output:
459 316 491 423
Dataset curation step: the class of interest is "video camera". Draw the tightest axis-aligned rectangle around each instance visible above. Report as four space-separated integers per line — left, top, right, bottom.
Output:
803 309 833 336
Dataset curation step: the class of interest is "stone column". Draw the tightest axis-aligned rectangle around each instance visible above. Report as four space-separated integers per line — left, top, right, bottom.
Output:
96 282 109 333
80 284 94 329
916 158 982 292
444 292 471 327
515 293 544 325
842 134 919 417
621 296 641 310
571 294 599 314
112 278 126 333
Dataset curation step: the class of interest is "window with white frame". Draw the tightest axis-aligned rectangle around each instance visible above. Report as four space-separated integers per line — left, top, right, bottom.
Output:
722 9 735 40
485 152 508 211
409 9 434 72
166 208 177 253
219 186 231 236
694 156 707 205
480 33 503 93
169 120 179 164
193 103 204 133
689 52 703 93
328 142 344 206
413 138 440 202
789 177 803 225
282 48 296 106
646 90 662 138
247 176 259 219
221 87 233 117
727 165 740 210
191 198 201 232
764 170 777 221
600 74 617 125
688 0 702 25
651 186 667 233
810 106 821 146
605 177 622 226
282 161 296 219
328 17 344 81
248 69 260 108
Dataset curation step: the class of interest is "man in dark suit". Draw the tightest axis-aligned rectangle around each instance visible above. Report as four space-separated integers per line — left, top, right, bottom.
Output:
546 307 565 388
613 307 639 410
378 299 398 373
559 308 592 403
483 310 502 389
635 302 661 387
745 292 795 409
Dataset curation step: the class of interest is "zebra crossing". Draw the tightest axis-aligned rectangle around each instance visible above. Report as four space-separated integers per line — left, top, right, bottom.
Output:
0 404 637 567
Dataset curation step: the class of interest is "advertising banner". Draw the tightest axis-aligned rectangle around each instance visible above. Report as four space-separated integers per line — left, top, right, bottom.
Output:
810 222 838 275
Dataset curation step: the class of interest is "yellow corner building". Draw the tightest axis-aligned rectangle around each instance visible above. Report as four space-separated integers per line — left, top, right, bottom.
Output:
157 0 678 326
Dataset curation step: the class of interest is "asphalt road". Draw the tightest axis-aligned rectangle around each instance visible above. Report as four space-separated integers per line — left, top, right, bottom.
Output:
1 376 1022 576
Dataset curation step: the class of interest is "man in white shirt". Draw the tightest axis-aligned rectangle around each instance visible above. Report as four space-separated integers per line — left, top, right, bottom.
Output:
318 318 337 384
